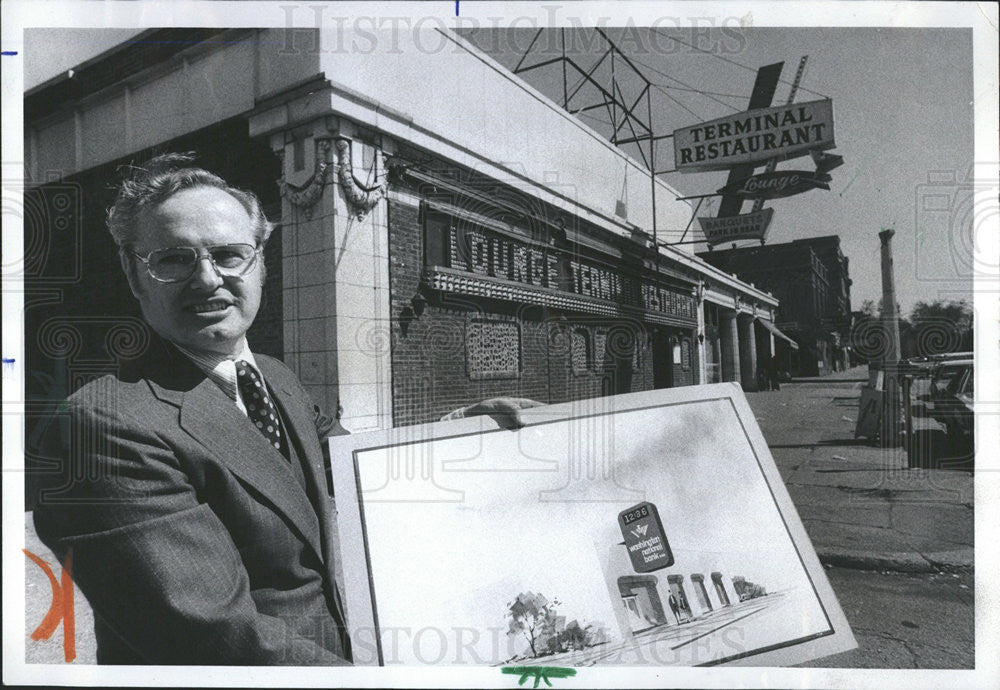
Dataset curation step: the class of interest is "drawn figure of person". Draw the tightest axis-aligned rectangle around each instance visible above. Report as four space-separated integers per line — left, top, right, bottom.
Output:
668 592 682 624
678 590 691 620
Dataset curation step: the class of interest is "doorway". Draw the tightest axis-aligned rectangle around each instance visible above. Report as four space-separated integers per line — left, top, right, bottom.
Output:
617 575 668 633
651 329 674 389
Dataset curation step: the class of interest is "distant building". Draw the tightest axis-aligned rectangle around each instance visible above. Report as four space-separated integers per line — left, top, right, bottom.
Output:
697 236 853 376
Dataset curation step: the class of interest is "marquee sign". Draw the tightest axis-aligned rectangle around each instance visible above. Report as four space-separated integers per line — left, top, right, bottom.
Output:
697 208 775 244
717 170 832 200
423 211 697 324
673 99 835 173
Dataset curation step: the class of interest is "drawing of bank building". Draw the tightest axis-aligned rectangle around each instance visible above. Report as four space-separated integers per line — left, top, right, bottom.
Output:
606 546 763 635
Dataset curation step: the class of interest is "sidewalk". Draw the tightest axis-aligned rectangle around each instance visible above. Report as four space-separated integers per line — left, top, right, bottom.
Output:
745 366 974 573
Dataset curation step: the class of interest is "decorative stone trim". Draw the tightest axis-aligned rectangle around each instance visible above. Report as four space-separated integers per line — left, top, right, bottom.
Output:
335 137 388 220
279 139 333 219
423 266 697 329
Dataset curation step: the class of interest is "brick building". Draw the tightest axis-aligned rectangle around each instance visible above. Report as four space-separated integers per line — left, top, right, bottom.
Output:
697 236 853 376
23 27 784 448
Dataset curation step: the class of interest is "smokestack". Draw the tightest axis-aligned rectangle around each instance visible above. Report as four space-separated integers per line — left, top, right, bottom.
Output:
878 228 902 364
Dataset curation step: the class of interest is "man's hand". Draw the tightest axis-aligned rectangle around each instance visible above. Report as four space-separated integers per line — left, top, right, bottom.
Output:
440 397 544 430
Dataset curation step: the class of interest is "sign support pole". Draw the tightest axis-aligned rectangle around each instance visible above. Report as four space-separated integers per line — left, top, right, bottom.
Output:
751 56 810 218
714 62 784 219
678 197 704 244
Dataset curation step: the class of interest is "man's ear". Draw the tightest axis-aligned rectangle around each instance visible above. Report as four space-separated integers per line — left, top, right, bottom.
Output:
119 251 143 299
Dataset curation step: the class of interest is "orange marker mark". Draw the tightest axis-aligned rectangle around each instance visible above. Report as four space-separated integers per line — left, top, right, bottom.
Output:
23 548 76 662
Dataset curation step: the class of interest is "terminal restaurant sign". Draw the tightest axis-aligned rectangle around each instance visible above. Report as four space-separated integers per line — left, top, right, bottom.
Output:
673 98 835 173
423 212 696 323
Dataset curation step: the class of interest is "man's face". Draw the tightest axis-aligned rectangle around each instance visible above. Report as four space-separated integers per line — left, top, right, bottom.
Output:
125 186 263 355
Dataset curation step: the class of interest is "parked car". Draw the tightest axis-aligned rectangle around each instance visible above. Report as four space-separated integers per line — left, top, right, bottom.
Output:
929 359 974 438
911 353 973 399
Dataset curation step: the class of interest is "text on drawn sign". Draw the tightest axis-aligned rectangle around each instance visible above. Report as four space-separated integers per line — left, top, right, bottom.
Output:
619 502 673 573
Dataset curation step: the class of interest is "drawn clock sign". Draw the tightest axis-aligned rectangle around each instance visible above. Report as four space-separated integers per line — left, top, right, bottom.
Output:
618 501 674 573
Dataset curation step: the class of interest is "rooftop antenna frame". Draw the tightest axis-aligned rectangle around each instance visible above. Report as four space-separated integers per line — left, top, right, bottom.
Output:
513 28 681 255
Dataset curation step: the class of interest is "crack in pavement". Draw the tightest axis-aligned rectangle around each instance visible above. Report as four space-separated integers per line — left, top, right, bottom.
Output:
852 626 966 662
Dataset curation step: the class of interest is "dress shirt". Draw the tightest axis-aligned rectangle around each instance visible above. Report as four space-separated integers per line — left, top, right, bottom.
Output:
173 339 261 416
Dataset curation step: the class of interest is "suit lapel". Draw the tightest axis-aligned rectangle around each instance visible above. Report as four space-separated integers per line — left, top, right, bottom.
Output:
257 358 351 641
256 358 346 602
141 343 324 563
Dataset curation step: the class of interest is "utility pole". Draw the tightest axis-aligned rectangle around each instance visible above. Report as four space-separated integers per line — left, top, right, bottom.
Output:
878 227 902 446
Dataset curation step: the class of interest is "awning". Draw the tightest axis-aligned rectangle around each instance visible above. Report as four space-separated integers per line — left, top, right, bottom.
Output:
758 319 799 350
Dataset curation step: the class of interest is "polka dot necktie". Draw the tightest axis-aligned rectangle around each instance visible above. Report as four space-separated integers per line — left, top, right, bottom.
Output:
235 360 288 460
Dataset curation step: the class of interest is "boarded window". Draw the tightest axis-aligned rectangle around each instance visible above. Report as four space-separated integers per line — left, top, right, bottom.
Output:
594 329 608 369
571 328 590 375
632 331 644 371
466 320 520 379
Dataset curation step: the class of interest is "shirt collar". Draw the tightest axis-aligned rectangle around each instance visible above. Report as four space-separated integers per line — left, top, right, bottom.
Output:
172 339 260 407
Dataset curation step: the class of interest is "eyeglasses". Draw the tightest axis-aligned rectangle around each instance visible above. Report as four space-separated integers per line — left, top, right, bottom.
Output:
130 244 262 283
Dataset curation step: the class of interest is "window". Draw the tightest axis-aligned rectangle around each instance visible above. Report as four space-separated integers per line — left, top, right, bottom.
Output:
466 319 521 380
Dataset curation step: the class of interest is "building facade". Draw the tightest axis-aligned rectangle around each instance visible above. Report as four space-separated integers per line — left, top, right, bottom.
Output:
24 28 785 445
697 236 852 377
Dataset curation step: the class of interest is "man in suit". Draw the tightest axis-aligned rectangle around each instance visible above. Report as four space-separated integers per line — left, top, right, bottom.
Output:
33 155 531 665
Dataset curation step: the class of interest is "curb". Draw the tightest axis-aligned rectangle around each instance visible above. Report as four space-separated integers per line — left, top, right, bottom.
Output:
788 377 869 384
816 547 974 573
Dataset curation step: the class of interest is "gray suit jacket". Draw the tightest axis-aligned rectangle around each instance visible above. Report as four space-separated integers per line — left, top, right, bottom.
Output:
34 337 351 665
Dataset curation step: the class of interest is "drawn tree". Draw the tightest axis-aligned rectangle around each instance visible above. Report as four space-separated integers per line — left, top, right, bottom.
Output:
559 620 588 651
506 592 561 657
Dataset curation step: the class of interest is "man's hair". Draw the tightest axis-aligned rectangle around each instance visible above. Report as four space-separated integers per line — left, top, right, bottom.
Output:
107 152 273 250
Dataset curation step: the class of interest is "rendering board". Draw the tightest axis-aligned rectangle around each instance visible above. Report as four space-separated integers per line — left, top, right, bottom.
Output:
329 383 856 667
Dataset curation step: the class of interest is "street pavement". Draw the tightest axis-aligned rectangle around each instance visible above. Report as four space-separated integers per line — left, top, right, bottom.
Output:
22 365 976 667
799 567 974 669
745 365 975 669
745 366 973 573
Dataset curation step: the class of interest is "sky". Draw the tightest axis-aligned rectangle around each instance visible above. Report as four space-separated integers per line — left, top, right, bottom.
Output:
461 27 975 316
21 25 976 316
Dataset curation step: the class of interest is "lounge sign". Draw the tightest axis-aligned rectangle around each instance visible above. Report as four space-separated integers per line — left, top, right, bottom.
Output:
698 208 775 244
673 99 835 172
717 170 832 200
